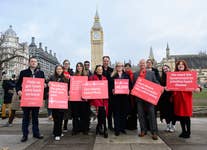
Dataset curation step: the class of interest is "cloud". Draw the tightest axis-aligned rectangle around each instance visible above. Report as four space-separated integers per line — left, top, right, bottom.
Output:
1 0 207 67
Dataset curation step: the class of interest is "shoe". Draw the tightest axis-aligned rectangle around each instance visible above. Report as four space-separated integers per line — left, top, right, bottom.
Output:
138 132 147 137
2 117 7 120
108 126 114 131
169 125 176 133
61 133 64 137
165 124 170 132
3 122 12 127
179 132 190 138
55 136 60 141
33 134 44 139
115 131 120 136
21 136 28 142
104 131 108 138
179 132 186 138
120 130 127 134
152 134 158 140
96 125 104 135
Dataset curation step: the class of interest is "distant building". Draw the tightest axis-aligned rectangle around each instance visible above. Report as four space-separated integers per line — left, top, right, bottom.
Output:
29 37 59 78
91 10 104 71
0 25 29 79
160 43 207 85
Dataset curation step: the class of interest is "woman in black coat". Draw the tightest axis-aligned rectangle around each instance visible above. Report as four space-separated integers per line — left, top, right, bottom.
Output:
158 65 176 132
48 65 69 141
111 62 132 136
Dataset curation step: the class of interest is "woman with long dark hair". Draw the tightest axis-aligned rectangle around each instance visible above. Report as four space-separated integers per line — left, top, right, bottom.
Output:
89 65 108 138
71 62 90 135
173 60 200 138
158 65 176 132
49 65 69 141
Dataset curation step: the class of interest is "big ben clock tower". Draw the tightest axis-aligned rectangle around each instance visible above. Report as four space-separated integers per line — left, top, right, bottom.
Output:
91 10 103 71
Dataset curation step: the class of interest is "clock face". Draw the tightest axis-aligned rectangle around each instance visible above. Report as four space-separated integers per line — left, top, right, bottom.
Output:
93 31 101 40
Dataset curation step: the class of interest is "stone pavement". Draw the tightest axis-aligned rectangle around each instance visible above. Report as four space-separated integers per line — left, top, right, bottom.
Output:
0 117 206 150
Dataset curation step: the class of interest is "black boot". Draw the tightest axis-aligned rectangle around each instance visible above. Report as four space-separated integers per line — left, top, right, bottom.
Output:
179 117 187 138
103 122 108 138
186 117 191 137
96 124 103 135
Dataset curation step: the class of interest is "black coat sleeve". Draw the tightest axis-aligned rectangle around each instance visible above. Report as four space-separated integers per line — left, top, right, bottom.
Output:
16 71 24 92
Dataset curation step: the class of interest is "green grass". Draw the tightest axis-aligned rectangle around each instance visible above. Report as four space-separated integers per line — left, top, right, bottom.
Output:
193 88 207 99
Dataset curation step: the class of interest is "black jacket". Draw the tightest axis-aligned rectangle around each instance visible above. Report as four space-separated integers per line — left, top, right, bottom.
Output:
16 67 45 92
2 79 16 103
102 66 113 95
111 72 132 91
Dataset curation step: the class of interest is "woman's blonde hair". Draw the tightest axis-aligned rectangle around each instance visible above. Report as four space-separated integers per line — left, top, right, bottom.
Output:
111 62 124 77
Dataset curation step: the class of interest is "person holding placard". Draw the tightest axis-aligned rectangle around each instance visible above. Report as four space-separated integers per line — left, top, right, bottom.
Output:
88 65 108 138
111 62 131 136
71 62 90 135
133 59 159 140
16 57 45 142
173 60 201 138
124 63 137 130
62 59 74 133
48 64 69 141
158 65 176 132
102 56 114 131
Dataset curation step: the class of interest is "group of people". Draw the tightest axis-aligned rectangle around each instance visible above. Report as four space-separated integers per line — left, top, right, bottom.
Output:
1 55 201 142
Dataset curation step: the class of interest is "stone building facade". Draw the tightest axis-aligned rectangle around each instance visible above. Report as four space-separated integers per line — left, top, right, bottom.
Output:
0 25 29 79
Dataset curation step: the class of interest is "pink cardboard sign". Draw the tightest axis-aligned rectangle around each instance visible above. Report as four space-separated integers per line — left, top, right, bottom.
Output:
166 71 197 91
114 79 129 94
21 77 44 107
82 80 108 99
48 81 68 109
131 77 163 105
69 76 88 101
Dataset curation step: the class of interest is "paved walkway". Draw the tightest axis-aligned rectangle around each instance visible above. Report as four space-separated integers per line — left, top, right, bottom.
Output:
0 118 206 150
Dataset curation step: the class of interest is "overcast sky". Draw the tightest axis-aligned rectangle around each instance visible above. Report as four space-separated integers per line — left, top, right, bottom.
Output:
1 0 207 68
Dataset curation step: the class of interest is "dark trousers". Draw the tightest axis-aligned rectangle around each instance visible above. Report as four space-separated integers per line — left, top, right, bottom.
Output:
52 109 64 136
71 102 90 132
179 116 191 135
113 95 127 132
22 107 40 137
107 95 113 128
97 106 107 130
137 100 158 134
8 110 16 124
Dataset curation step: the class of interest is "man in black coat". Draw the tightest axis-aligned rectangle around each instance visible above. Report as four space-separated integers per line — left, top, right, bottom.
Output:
102 56 114 130
16 57 45 142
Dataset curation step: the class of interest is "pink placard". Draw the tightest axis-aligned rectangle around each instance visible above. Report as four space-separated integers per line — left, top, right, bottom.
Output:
21 77 44 107
48 81 68 109
131 77 164 105
166 71 197 91
114 79 129 94
82 80 108 99
69 76 88 101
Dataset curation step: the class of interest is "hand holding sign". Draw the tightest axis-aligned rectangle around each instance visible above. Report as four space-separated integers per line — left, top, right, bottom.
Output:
21 77 44 107
166 71 197 91
114 79 129 94
48 81 68 109
131 77 163 105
